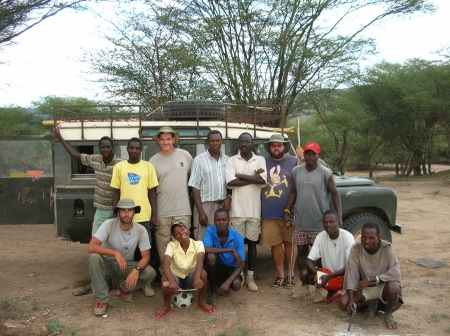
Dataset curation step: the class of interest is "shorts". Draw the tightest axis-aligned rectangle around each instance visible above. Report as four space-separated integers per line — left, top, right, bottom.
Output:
319 268 343 291
193 201 221 241
293 229 319 246
230 217 259 242
362 283 387 303
172 272 194 290
92 209 114 236
260 219 294 246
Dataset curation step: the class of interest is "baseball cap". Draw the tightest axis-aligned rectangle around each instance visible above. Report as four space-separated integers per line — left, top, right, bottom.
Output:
170 222 187 235
303 142 320 154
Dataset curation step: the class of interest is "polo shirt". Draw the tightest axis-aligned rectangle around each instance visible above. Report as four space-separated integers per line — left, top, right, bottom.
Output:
80 154 123 210
203 226 245 268
165 239 205 278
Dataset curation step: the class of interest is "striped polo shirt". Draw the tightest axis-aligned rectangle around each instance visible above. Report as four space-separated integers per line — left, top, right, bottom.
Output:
80 154 123 210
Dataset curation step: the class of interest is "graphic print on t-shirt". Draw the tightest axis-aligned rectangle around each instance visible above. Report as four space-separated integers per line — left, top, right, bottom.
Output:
126 172 141 185
265 165 288 198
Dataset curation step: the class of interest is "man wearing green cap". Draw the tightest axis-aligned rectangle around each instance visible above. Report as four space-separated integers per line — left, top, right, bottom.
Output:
149 126 193 267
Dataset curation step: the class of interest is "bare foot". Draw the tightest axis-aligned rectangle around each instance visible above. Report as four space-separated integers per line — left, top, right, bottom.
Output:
365 299 378 319
384 314 398 329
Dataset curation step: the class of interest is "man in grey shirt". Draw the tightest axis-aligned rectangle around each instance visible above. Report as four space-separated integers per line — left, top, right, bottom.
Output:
88 198 157 316
285 142 342 301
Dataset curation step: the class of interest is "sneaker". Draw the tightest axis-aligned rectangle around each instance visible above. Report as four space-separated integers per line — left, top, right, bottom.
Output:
246 275 258 292
313 287 327 303
120 290 133 302
143 282 155 297
291 285 313 299
93 302 108 316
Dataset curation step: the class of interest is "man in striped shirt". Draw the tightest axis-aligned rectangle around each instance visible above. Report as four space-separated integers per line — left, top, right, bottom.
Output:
188 130 231 241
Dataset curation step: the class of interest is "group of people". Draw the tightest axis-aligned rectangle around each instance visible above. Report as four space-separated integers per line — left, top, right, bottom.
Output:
54 126 402 328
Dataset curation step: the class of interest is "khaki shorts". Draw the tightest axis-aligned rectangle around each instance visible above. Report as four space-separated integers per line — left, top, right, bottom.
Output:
193 201 222 241
362 283 387 303
155 215 192 263
260 219 294 246
230 217 259 242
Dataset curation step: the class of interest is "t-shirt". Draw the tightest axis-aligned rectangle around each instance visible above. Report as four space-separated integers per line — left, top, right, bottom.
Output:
94 217 151 260
165 239 205 279
292 164 333 231
226 152 267 219
261 155 298 219
110 160 159 222
308 229 355 272
344 240 401 291
203 226 245 268
80 154 123 210
149 149 193 217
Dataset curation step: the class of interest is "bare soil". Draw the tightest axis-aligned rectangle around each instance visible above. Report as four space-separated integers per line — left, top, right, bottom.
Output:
1 166 450 336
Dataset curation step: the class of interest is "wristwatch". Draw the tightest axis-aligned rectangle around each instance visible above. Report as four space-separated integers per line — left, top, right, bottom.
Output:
134 266 141 272
299 158 305 162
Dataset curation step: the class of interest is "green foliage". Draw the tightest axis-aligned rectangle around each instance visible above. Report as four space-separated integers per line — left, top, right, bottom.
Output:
31 95 103 117
430 313 449 322
0 107 46 136
46 318 64 333
69 328 79 336
234 324 250 336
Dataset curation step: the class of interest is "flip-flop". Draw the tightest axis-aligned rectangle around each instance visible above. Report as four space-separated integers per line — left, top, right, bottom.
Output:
201 304 216 316
321 293 343 306
154 309 172 320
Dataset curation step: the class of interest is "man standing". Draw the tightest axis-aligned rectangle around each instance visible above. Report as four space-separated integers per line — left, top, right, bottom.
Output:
204 208 245 305
226 132 267 292
189 130 231 241
110 137 159 296
149 127 193 266
339 222 403 329
88 198 157 316
260 134 299 289
303 211 355 304
54 127 123 296
285 142 342 299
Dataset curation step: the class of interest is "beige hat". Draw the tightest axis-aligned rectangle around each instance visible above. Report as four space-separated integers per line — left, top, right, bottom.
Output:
114 198 141 215
263 134 291 154
152 126 180 146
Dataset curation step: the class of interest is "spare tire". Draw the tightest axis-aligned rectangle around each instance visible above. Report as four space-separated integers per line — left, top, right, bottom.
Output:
163 100 225 118
344 213 392 242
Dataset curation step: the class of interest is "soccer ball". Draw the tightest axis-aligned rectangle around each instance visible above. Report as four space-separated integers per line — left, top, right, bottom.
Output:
172 292 194 308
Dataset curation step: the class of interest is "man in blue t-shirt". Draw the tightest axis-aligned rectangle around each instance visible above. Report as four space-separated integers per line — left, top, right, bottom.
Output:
204 208 245 306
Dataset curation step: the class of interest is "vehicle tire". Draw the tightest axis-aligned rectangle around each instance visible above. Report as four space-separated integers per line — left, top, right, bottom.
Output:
344 213 392 242
163 100 225 118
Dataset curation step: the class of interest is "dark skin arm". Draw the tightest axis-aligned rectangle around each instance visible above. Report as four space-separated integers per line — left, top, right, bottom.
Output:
149 187 157 229
284 179 297 225
53 127 81 160
317 267 346 288
227 168 266 187
204 247 245 268
112 188 120 217
327 175 343 227
192 187 208 226
162 254 180 294
192 252 206 290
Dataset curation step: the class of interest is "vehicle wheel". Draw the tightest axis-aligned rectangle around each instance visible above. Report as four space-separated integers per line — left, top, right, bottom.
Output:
344 213 392 242
163 100 225 118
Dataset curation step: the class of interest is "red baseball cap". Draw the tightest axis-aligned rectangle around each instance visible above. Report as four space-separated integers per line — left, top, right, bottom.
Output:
304 142 320 154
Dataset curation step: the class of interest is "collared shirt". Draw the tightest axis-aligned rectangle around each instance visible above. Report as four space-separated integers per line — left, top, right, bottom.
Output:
203 226 245 268
226 152 267 219
80 154 123 210
188 150 229 202
165 239 205 279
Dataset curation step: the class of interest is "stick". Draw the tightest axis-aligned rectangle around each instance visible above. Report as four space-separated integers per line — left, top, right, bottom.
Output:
297 117 301 146
288 212 295 297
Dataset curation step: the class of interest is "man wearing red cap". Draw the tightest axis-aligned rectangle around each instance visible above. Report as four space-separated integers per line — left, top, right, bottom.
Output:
284 142 342 302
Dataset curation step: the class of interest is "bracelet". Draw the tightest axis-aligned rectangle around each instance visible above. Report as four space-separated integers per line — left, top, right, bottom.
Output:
367 276 370 283
227 195 232 198
284 209 291 215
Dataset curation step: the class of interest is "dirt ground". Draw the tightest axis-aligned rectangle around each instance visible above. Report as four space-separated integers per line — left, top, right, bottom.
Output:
1 166 450 336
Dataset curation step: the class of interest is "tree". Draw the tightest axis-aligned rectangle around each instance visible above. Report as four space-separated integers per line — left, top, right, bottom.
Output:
90 0 433 110
0 106 46 135
0 0 88 48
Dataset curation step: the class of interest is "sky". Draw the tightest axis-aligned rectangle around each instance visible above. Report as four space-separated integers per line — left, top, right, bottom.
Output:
0 0 449 108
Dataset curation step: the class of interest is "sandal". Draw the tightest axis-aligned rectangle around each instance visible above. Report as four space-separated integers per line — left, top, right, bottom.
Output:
284 276 296 289
271 277 285 289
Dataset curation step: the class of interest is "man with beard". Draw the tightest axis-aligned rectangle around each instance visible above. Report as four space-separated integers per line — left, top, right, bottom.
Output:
88 198 157 316
189 130 231 241
338 222 403 329
226 132 267 292
260 134 300 290
111 137 159 297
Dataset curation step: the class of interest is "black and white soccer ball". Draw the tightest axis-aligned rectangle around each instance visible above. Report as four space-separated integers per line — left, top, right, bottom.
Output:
172 292 194 308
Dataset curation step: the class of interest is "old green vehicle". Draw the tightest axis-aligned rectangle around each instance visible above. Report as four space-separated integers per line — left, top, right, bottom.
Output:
50 101 402 244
